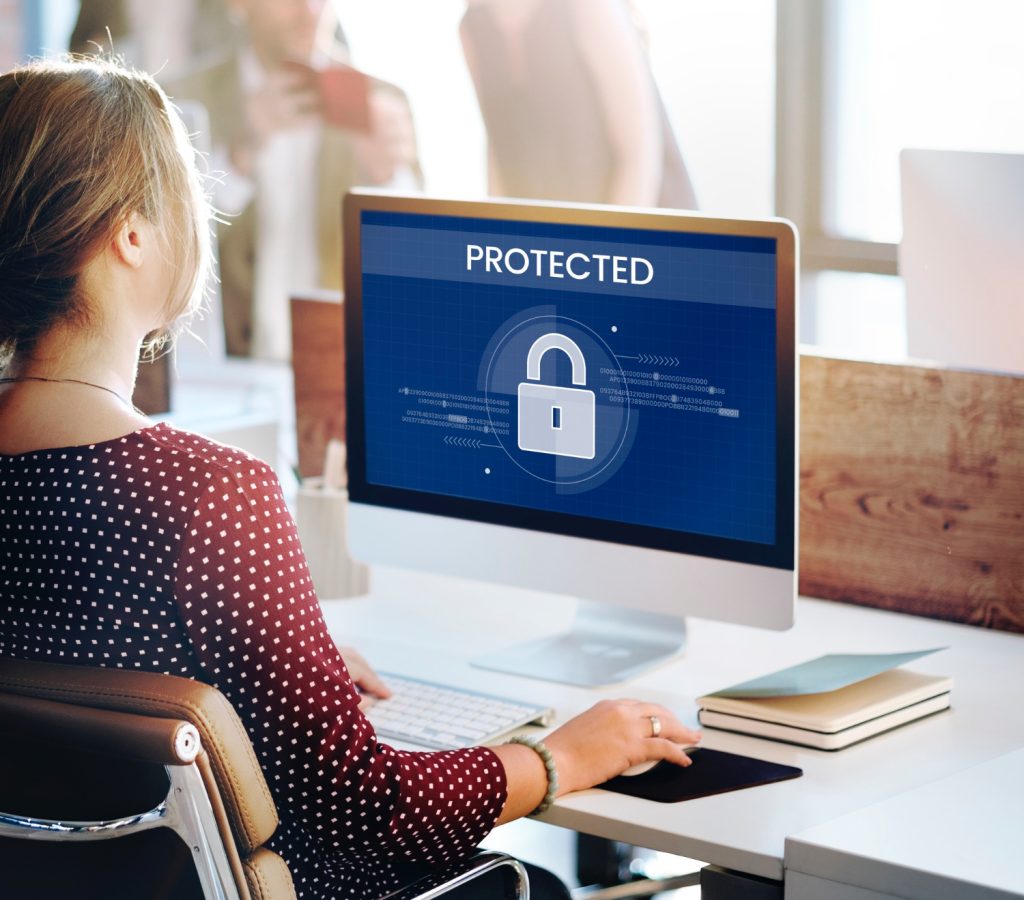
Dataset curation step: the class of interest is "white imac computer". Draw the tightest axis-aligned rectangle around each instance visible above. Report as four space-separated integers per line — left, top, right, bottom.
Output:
343 191 798 686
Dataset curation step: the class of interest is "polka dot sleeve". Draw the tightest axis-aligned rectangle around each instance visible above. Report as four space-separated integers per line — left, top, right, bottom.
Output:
173 460 508 869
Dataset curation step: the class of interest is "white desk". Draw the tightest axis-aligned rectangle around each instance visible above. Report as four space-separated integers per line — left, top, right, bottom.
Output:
320 567 1024 890
786 748 1024 899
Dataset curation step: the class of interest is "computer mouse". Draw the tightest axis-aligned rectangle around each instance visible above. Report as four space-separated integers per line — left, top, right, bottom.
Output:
619 747 697 777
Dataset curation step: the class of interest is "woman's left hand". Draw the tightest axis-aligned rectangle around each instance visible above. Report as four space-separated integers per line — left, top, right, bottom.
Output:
337 645 393 707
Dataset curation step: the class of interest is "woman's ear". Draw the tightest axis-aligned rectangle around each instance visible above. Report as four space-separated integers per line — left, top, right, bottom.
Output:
112 211 147 269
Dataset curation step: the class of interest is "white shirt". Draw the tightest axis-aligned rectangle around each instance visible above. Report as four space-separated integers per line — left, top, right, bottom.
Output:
211 49 322 362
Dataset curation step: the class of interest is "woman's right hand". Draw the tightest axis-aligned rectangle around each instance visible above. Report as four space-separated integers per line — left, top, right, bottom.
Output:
544 699 702 795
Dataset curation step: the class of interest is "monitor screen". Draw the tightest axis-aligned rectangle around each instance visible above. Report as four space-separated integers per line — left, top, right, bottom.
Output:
345 195 794 571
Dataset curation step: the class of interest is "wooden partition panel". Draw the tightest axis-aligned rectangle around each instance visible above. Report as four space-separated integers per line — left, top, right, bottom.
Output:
799 354 1024 633
291 293 345 478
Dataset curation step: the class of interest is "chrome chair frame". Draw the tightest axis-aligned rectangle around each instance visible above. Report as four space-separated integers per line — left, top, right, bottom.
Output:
0 669 530 900
0 769 530 900
383 852 530 900
0 764 529 900
0 746 243 900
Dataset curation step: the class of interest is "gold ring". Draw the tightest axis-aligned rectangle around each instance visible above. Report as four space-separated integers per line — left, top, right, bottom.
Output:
649 715 662 738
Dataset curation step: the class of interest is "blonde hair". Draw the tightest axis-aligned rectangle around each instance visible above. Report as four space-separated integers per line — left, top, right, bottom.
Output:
0 57 212 368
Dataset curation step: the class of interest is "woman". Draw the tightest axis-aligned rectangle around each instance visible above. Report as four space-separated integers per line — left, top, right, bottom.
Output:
0 59 700 899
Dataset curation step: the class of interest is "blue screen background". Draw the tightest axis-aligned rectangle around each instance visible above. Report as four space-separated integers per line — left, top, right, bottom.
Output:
360 211 777 545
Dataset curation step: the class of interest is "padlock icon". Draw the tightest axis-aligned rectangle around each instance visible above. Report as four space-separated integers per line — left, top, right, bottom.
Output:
518 333 596 460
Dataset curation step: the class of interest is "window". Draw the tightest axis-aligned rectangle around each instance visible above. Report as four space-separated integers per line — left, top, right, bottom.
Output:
831 0 1024 244
779 0 1024 268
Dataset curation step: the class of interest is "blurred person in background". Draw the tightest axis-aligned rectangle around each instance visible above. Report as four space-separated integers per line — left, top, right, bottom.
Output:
460 0 696 210
70 0 231 78
169 0 421 361
69 0 129 56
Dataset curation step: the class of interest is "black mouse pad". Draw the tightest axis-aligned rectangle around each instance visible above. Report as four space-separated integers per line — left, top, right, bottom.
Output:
600 748 802 803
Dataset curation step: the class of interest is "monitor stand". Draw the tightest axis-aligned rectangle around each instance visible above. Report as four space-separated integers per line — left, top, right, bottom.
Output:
472 601 687 687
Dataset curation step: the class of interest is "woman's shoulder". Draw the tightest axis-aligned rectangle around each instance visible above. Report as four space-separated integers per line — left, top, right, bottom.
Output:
0 422 284 535
135 423 285 519
141 422 277 483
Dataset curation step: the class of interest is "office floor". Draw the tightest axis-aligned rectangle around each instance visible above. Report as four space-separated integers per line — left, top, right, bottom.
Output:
483 818 703 897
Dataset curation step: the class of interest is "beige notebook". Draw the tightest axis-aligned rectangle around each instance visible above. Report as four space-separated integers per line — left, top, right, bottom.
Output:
698 669 952 751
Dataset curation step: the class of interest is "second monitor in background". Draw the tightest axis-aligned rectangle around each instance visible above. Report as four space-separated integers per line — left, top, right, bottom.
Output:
900 148 1024 376
343 192 798 686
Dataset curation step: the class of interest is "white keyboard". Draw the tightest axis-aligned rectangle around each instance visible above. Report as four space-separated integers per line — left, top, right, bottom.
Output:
363 672 555 750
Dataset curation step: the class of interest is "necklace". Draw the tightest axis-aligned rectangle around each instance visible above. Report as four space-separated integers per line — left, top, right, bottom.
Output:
0 375 132 407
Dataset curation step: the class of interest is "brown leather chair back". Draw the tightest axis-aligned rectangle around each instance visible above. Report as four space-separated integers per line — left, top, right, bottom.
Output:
0 658 294 900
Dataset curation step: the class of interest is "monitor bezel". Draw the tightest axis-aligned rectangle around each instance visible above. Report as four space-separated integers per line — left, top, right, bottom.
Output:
343 191 796 571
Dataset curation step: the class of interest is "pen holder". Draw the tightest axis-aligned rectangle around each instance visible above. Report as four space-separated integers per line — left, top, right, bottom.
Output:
296 478 370 599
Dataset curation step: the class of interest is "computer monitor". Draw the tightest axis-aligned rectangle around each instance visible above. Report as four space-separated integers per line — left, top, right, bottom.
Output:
343 191 797 686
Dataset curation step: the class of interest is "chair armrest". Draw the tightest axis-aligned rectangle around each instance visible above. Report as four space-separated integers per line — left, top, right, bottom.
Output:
0 691 199 766
379 850 529 900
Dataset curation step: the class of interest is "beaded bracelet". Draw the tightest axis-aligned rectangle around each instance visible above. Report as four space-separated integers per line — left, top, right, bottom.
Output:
505 735 559 815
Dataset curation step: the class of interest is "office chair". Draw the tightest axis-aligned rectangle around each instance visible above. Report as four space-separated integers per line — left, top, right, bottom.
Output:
0 658 529 900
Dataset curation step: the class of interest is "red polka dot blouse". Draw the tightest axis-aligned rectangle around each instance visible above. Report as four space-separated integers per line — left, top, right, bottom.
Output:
0 422 508 898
